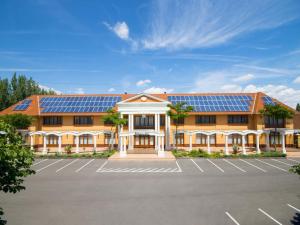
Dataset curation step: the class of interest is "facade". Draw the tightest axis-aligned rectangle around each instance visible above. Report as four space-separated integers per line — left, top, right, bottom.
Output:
1 92 299 157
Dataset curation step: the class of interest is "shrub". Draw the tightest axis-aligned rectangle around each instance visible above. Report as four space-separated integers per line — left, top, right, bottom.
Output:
289 164 300 175
232 145 239 154
35 150 116 159
64 145 72 154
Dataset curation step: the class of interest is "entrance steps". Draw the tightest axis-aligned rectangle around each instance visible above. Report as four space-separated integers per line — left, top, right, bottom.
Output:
108 151 175 160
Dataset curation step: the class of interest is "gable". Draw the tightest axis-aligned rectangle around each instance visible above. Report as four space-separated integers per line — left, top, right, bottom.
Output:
120 93 169 103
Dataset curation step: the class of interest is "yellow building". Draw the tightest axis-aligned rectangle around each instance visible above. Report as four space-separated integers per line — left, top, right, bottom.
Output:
1 92 299 157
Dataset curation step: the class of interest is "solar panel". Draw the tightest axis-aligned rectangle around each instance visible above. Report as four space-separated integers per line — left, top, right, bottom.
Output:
167 95 253 112
40 96 122 113
262 96 276 106
13 99 32 111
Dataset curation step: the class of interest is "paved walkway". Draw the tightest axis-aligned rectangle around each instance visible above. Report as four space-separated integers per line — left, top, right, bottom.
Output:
108 151 176 160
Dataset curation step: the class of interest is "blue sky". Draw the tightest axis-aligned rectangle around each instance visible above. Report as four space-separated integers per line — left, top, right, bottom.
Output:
0 0 300 107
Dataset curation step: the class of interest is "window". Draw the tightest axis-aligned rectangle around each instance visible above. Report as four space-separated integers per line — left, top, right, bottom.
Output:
196 134 216 145
228 134 248 145
175 133 184 145
269 132 282 145
173 117 184 125
74 135 93 145
46 135 58 145
264 116 285 128
196 115 216 124
74 116 93 125
43 116 62 125
104 133 112 145
134 116 154 128
228 115 248 124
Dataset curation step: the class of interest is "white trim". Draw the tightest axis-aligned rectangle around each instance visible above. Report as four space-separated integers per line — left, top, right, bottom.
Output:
118 93 170 104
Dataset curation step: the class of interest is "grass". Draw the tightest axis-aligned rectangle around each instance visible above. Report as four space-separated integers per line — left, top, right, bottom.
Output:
35 150 116 159
172 149 286 158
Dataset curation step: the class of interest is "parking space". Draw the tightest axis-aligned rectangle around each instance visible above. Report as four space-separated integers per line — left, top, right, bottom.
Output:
1 157 299 225
30 157 298 176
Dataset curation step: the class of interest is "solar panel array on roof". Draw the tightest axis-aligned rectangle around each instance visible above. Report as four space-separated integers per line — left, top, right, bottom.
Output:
262 96 276 106
40 96 122 113
168 95 252 112
13 99 32 111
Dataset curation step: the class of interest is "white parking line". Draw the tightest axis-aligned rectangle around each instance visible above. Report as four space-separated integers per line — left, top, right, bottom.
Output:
36 159 63 172
33 159 48 166
96 160 108 172
207 159 224 173
287 204 300 212
225 212 240 225
223 159 246 173
56 159 79 173
239 159 267 172
190 159 204 172
258 208 282 225
176 160 182 172
255 159 288 172
271 159 293 166
286 158 300 163
75 159 95 172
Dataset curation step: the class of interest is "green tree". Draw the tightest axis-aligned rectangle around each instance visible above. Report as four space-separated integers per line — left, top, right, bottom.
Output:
167 102 193 150
103 109 127 150
0 120 35 224
296 103 300 112
0 114 34 129
259 104 294 151
289 164 300 175
0 73 57 111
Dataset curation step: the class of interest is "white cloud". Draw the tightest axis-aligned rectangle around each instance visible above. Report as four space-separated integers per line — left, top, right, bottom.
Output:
220 84 242 92
108 88 116 92
243 84 300 108
192 70 300 107
39 84 62 95
293 76 300 84
143 86 173 94
233 74 254 82
75 88 85 94
136 79 152 87
104 21 129 40
142 0 299 50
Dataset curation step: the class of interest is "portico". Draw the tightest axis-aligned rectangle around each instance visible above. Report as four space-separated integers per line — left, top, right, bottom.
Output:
116 93 171 157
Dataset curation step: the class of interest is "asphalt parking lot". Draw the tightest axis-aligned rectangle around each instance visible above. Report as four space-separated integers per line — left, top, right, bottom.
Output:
1 157 300 225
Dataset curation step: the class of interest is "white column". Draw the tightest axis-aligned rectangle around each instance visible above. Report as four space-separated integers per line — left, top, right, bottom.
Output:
165 114 170 149
158 136 165 157
43 135 47 154
128 114 133 150
225 135 229 155
256 134 261 154
30 135 34 150
281 133 286 154
189 134 193 151
242 135 246 155
118 113 124 151
266 133 270 151
58 136 62 153
154 114 158 149
93 135 97 151
207 135 211 154
157 135 161 151
120 136 127 157
76 136 79 153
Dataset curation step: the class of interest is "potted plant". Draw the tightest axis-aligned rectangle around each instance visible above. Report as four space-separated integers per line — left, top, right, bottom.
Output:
64 145 72 154
232 144 239 154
